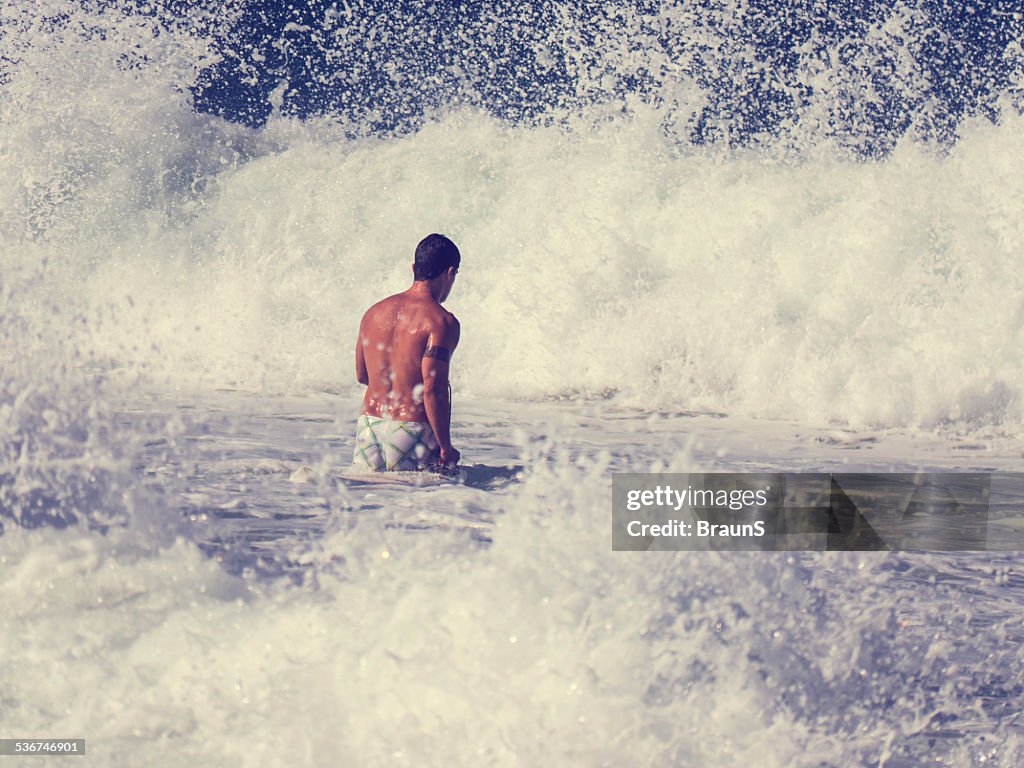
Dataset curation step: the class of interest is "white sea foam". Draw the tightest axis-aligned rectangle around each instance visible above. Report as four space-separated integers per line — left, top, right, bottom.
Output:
6 106 1024 431
2 428 1023 766
3 0 1023 433
2 6 1024 763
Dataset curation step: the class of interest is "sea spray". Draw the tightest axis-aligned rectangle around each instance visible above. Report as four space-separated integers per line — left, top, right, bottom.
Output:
3 0 1023 430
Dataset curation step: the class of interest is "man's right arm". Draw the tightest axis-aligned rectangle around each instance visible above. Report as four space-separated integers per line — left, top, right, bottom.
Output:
421 315 461 465
355 317 369 385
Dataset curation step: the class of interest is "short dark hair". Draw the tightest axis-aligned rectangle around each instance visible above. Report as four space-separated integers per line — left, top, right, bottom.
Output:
414 234 461 280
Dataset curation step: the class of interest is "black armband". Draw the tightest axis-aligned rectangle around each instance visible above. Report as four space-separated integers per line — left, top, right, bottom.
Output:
423 345 452 362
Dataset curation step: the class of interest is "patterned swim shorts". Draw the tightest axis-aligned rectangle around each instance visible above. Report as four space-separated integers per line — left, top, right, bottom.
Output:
352 414 441 471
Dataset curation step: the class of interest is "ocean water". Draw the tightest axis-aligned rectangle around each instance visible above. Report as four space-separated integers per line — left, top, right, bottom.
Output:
2 0 1024 765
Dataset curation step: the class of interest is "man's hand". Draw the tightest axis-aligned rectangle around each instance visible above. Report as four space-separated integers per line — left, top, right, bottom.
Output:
440 445 460 467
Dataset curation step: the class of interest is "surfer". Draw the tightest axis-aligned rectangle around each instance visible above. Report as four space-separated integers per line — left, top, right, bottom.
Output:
352 233 462 472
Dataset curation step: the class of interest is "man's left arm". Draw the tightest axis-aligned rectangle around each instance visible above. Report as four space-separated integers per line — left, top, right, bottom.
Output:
422 315 460 465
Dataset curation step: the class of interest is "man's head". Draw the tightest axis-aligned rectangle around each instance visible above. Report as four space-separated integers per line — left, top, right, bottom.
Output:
414 234 461 281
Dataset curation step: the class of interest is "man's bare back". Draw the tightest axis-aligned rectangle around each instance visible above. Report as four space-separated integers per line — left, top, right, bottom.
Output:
353 234 461 468
356 286 460 422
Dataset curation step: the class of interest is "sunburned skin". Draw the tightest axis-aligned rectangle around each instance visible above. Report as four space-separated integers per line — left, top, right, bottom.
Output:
355 269 460 464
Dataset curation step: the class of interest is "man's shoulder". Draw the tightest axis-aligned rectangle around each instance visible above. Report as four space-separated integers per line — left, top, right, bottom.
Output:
432 308 460 349
438 307 459 326
362 293 403 319
414 296 457 326
363 292 457 330
427 307 459 339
